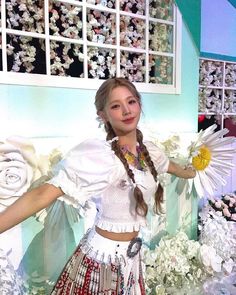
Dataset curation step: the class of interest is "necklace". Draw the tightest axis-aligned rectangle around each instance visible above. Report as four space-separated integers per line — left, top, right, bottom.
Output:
121 145 146 171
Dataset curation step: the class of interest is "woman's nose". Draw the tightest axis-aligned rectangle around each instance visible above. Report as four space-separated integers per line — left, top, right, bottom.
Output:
122 105 131 115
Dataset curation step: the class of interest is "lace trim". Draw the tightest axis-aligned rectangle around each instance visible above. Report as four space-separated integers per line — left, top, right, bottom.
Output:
95 218 146 233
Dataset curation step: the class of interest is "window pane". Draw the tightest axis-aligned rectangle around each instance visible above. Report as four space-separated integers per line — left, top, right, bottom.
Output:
120 16 145 49
49 1 82 39
6 0 44 33
120 51 145 82
50 41 84 77
120 0 145 15
7 34 46 74
149 0 174 21
149 55 173 84
149 22 173 53
225 63 236 88
87 9 116 44
87 47 116 79
199 59 223 87
87 0 115 9
198 88 223 113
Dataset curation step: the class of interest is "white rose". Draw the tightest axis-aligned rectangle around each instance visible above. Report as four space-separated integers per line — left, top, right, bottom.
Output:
0 136 43 211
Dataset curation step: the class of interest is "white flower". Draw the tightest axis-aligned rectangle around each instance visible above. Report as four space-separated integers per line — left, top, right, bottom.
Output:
0 137 43 211
176 124 236 198
0 248 28 294
199 244 223 273
144 231 207 293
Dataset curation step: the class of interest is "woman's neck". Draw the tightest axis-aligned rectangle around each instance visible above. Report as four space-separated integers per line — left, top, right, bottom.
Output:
118 132 138 155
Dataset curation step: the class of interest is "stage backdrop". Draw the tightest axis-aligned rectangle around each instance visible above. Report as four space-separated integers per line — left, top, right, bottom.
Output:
0 21 199 293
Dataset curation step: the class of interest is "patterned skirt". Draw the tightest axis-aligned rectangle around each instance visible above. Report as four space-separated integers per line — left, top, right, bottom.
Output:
51 228 146 295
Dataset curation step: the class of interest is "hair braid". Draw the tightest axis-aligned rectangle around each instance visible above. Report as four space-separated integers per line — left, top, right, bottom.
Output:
137 129 164 214
105 122 148 216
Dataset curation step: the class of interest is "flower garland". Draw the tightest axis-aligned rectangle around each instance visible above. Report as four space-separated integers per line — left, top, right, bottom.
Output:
121 145 146 171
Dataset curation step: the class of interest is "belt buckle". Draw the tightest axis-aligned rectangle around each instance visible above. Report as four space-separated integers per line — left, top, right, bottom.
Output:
127 237 142 258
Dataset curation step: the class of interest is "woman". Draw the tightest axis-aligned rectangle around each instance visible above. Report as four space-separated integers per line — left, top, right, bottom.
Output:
0 78 195 294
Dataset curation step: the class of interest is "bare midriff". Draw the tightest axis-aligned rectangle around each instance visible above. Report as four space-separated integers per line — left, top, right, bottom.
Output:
95 226 139 241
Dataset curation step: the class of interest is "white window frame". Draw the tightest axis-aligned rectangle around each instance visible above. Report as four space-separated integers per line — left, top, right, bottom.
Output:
199 57 236 130
0 0 182 94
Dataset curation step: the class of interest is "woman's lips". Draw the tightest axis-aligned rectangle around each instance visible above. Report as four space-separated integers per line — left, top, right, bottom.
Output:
122 117 135 124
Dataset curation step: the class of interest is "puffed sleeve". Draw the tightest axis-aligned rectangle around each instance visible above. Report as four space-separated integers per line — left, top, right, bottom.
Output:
144 141 169 174
47 139 122 208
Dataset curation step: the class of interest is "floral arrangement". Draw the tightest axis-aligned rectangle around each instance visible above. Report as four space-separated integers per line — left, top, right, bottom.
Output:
49 2 82 39
199 205 236 275
87 9 116 44
224 90 236 116
7 34 46 74
149 55 173 84
120 16 145 48
6 0 44 33
149 0 174 20
87 0 116 9
149 22 173 53
50 41 84 77
120 0 145 15
208 193 236 222
144 231 207 294
0 248 28 295
199 60 223 87
87 47 116 78
120 51 145 82
144 203 236 294
225 63 236 88
198 87 222 115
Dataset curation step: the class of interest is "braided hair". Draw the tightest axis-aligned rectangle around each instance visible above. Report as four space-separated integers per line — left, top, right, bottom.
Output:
95 78 164 216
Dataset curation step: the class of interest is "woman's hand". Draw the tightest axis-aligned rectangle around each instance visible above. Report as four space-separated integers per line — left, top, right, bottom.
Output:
183 165 196 179
167 161 196 179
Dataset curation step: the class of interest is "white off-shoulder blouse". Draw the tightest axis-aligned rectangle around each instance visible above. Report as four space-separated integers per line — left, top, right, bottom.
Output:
47 139 169 233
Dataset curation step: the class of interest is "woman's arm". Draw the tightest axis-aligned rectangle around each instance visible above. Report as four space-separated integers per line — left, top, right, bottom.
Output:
167 160 196 179
0 184 63 233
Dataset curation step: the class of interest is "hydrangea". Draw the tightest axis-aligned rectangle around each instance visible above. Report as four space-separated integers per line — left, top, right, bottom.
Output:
144 231 207 294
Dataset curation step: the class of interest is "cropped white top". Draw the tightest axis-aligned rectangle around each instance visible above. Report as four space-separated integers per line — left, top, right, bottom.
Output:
47 139 169 233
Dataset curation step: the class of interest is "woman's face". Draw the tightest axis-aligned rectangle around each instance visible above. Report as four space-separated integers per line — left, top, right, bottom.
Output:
100 86 141 136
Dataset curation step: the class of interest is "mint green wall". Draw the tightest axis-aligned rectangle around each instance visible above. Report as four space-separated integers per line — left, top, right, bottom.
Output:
0 22 198 138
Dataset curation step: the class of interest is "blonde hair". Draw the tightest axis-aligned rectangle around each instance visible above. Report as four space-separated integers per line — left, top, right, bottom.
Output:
95 78 163 216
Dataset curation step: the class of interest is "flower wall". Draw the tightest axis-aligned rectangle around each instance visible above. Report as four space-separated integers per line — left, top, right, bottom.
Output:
0 0 181 92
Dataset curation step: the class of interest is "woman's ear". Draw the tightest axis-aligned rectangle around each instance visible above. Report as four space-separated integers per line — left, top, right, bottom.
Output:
97 111 107 123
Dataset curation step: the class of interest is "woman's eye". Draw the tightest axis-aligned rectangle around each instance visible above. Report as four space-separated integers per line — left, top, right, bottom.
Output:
111 104 120 109
129 99 137 104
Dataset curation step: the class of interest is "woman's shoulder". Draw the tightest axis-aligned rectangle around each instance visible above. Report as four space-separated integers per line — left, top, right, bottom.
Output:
143 140 169 173
143 140 163 152
67 138 114 156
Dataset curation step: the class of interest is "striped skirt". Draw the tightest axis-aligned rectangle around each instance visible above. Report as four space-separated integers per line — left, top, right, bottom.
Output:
51 228 146 295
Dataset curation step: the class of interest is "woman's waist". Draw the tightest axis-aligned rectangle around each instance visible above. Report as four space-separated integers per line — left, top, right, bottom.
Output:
79 228 142 264
95 226 138 241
